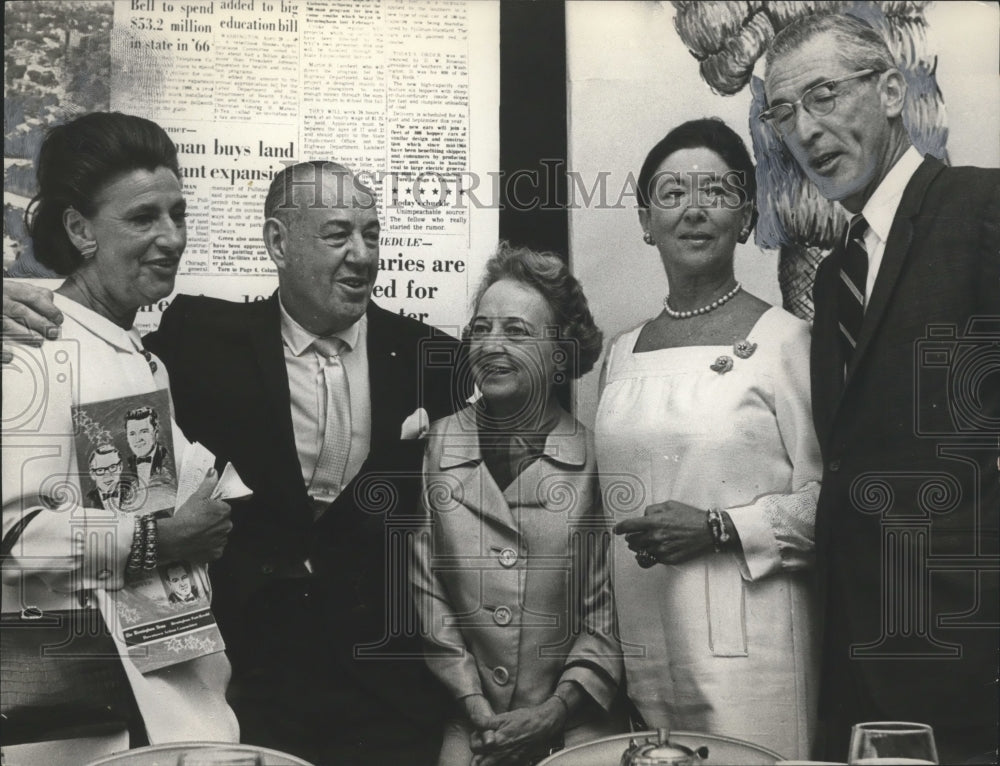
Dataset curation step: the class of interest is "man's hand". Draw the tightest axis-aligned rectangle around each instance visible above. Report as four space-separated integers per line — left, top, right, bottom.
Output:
2 280 63 362
158 470 233 563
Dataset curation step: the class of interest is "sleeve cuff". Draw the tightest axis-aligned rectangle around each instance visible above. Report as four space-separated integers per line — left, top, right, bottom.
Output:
728 502 782 582
561 664 616 711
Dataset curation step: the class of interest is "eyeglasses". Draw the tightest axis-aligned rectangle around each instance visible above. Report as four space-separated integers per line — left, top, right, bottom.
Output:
90 461 122 476
467 318 547 342
760 69 880 136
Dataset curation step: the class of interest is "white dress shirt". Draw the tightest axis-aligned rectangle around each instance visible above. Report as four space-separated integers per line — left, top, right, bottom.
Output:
278 298 372 501
850 145 925 307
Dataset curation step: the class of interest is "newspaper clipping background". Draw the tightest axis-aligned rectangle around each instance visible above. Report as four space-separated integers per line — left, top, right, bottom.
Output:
5 0 500 335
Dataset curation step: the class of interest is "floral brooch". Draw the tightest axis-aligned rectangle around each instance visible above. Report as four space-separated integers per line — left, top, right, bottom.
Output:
710 356 733 374
710 340 756 374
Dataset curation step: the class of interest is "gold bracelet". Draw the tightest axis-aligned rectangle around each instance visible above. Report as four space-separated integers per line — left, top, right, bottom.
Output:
126 514 146 572
141 514 158 570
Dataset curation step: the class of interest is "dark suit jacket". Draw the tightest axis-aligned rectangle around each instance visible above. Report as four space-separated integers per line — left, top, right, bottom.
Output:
144 294 466 761
126 443 172 479
811 157 1000 727
85 483 133 511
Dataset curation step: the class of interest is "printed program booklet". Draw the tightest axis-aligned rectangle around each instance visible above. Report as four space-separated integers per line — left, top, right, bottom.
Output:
73 388 226 673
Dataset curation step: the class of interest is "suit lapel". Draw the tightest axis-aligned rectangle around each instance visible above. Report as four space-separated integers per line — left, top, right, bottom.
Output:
248 294 312 524
366 305 394 445
438 408 519 532
365 303 412 445
456 460 518 532
809 255 845 450
249 294 292 414
837 158 944 408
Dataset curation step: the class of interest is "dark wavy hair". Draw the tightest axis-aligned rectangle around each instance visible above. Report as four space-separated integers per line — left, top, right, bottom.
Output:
637 117 757 216
25 112 180 275
125 405 159 430
469 242 604 379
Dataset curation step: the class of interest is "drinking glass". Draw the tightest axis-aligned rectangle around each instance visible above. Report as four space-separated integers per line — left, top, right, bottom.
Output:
847 721 938 765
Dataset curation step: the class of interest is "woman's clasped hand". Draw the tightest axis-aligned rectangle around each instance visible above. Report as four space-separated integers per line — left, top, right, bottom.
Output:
464 692 572 766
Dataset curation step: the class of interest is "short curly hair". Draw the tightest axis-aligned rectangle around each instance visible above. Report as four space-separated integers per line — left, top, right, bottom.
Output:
470 242 603 379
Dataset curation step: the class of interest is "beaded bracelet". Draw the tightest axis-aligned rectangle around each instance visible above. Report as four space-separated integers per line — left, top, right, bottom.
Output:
126 514 146 572
141 514 158 570
706 508 730 553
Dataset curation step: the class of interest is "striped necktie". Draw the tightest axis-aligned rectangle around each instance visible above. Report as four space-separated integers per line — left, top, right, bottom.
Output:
838 215 869 363
310 336 351 505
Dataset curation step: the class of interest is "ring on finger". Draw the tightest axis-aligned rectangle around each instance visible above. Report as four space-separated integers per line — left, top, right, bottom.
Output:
635 549 657 567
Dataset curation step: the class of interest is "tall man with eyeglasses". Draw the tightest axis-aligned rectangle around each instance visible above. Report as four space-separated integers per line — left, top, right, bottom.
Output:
762 13 999 761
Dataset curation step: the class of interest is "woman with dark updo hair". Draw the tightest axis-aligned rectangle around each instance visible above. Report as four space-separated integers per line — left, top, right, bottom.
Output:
2 112 237 757
595 118 822 758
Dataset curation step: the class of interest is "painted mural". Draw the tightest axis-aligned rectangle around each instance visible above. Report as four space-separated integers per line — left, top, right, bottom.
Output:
672 0 948 319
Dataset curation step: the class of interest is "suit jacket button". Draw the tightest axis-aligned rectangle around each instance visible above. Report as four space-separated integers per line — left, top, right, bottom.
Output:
491 666 510 686
261 564 275 575
493 605 513 626
498 548 518 568
828 460 841 472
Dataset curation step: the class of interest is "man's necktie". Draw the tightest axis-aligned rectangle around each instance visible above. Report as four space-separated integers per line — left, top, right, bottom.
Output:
838 214 869 364
310 336 352 503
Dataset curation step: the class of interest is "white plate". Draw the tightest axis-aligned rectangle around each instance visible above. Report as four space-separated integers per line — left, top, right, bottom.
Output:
85 741 314 766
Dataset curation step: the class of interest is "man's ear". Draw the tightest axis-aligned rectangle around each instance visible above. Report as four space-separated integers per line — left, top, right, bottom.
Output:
63 207 96 253
880 68 907 119
263 217 288 270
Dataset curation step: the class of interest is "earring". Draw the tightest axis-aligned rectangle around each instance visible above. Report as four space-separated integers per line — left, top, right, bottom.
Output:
642 231 654 245
79 241 98 259
737 228 751 244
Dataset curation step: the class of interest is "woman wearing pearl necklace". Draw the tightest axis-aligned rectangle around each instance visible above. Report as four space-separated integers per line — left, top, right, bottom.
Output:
593 118 823 759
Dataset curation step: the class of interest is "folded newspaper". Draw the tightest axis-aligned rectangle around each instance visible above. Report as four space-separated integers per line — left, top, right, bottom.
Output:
73 389 247 673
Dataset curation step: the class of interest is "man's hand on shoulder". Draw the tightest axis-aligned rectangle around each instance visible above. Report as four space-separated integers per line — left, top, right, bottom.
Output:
2 279 63 362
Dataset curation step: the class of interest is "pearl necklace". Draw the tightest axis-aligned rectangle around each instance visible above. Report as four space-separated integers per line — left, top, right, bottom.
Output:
663 282 742 319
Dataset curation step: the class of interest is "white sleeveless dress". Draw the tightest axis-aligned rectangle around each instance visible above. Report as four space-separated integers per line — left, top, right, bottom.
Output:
594 306 821 760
